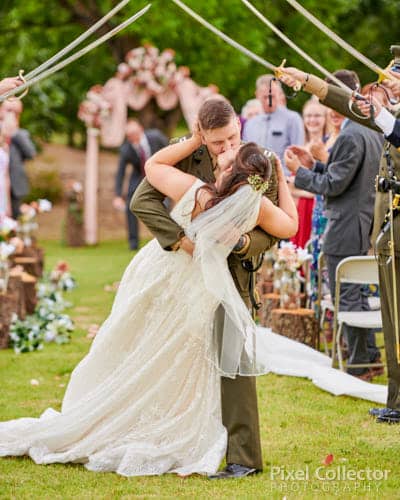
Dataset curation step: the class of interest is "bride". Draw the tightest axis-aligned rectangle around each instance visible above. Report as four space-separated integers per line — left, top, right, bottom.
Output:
0 134 297 476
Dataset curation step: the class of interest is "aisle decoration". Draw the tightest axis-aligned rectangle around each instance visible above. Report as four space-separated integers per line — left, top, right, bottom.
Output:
9 261 76 353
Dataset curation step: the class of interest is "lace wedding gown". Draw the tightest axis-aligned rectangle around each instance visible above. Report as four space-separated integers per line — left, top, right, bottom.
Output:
0 179 261 476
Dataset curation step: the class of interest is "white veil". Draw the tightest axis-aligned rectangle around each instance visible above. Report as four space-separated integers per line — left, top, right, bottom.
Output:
186 184 263 378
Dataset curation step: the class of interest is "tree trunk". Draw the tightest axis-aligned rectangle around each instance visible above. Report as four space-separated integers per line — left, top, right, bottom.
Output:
271 308 318 348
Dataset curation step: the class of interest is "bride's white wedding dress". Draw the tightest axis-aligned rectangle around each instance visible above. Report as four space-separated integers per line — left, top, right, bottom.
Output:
0 179 262 476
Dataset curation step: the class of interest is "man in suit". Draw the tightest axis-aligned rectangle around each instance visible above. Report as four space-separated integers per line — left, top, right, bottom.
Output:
0 100 36 218
113 119 168 250
279 62 400 421
284 70 383 380
131 98 279 478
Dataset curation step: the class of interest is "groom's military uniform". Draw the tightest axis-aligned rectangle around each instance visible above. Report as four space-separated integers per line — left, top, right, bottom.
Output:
130 141 279 470
315 83 400 410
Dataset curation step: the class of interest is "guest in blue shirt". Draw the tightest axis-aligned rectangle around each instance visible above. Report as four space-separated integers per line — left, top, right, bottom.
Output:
242 75 304 175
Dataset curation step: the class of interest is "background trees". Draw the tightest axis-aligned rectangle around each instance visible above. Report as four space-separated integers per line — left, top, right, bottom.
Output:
1 0 398 143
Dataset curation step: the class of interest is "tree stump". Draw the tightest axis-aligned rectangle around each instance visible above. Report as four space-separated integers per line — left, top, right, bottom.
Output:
0 293 19 349
260 280 273 295
65 199 85 247
21 272 37 315
12 257 39 278
8 269 26 319
271 308 318 348
259 293 280 327
18 245 45 278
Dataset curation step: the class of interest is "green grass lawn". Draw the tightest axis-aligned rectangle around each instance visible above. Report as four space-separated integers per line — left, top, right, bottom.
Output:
0 240 399 499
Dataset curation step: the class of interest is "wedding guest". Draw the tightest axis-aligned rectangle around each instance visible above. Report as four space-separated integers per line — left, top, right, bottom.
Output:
0 100 36 218
113 119 168 250
243 75 304 175
284 70 383 381
290 99 328 249
240 98 263 133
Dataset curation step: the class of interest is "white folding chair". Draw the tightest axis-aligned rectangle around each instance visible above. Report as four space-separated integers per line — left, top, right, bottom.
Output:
332 256 383 372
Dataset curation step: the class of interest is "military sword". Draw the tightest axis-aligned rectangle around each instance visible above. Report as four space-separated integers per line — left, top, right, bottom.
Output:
0 4 152 102
241 0 349 91
285 0 394 82
25 0 133 82
171 0 286 75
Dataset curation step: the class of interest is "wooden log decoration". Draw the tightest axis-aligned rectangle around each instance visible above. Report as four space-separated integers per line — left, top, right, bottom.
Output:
8 269 26 319
259 293 280 327
271 308 318 348
21 272 37 315
65 194 85 247
0 293 19 349
18 245 45 278
12 257 39 278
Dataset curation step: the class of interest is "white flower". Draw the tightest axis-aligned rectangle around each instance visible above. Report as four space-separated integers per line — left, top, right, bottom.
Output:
38 199 52 212
72 182 83 193
0 216 17 232
0 242 16 260
44 329 57 342
30 379 40 386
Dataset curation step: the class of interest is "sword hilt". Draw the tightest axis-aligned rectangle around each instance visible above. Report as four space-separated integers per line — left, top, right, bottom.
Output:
274 59 302 92
10 70 29 101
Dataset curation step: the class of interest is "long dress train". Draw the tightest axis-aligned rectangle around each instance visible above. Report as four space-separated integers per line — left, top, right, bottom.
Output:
0 179 237 476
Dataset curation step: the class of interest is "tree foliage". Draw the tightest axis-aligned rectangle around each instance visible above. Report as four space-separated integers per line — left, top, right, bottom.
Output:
0 0 398 143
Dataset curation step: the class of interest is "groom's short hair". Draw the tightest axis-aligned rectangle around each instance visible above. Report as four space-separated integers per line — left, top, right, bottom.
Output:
198 98 236 131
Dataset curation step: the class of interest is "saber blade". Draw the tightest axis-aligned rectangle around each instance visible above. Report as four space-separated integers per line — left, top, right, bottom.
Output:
25 0 132 81
0 4 152 102
241 0 348 91
171 0 276 72
285 0 393 81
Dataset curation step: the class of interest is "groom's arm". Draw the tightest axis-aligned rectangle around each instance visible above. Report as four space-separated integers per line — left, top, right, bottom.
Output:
130 177 184 250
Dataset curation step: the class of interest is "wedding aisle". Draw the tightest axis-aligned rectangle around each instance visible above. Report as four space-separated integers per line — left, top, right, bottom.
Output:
256 328 387 404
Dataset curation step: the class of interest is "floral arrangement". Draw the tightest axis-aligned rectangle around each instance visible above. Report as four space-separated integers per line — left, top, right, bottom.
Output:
9 260 76 353
78 45 183 129
125 45 180 108
17 199 52 246
78 85 111 129
0 215 18 242
65 180 83 225
277 242 311 273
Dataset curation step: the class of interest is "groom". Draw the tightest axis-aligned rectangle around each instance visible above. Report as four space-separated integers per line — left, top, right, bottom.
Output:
131 98 279 478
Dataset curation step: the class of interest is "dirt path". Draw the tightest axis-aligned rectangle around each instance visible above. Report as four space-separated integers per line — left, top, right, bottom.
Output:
31 143 151 243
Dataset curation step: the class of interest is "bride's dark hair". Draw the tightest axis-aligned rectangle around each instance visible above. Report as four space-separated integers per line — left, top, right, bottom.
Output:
202 142 273 210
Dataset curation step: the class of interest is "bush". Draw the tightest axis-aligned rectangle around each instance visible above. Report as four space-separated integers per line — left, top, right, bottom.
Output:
25 165 63 203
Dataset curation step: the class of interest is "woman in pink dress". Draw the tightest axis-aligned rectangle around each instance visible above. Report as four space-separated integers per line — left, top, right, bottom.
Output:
290 99 327 248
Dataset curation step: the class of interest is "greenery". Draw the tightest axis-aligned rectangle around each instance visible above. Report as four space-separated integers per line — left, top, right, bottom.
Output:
25 165 63 203
0 240 398 499
1 1 399 143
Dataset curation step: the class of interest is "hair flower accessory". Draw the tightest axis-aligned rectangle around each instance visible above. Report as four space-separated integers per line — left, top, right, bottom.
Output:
247 174 269 194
